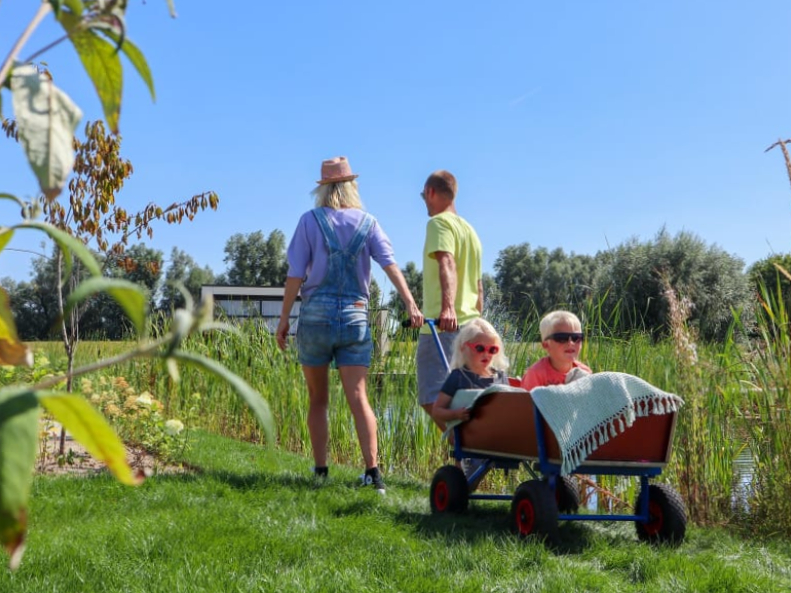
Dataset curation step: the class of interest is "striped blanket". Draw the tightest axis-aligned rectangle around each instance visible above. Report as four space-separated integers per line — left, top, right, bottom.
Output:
530 372 684 475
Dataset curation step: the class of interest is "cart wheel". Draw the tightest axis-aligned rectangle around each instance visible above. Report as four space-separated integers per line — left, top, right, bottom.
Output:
510 480 558 542
430 465 469 514
544 475 580 512
635 483 687 546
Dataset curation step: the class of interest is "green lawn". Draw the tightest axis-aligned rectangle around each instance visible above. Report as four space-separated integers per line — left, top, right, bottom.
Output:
4 431 791 592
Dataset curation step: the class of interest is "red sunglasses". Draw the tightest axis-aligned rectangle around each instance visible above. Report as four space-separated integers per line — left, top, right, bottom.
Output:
466 342 500 355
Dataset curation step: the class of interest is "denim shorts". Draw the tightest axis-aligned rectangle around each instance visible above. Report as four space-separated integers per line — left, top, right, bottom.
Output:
296 295 372 367
416 330 458 405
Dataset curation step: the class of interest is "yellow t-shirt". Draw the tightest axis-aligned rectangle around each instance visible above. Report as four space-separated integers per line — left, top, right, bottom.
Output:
421 212 482 334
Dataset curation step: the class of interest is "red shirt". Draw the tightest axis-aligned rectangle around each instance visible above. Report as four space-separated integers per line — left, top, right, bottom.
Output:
520 357 592 391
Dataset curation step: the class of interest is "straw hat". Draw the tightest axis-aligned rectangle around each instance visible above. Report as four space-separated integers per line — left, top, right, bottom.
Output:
317 156 359 185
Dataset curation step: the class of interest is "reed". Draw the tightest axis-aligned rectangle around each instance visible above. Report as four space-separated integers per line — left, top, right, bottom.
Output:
727 277 791 533
25 291 791 536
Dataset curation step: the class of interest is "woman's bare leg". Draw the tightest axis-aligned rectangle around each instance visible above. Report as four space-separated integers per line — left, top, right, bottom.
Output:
338 365 377 469
302 364 330 468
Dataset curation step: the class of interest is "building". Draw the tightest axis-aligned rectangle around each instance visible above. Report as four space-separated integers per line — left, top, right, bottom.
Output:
200 285 300 333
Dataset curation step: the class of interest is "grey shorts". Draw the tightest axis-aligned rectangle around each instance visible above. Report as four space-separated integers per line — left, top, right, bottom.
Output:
416 331 458 406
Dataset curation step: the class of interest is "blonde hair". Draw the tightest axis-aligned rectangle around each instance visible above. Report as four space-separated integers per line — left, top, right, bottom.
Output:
449 318 509 372
539 310 583 341
311 179 363 209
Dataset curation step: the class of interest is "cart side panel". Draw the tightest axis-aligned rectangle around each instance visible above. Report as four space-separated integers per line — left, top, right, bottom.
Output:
458 392 560 459
457 391 676 464
587 406 675 463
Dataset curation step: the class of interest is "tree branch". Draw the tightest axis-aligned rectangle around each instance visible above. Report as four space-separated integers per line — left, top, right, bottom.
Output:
0 2 53 86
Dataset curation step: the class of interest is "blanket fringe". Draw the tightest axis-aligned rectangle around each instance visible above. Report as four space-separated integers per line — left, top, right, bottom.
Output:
532 372 685 475
560 394 684 474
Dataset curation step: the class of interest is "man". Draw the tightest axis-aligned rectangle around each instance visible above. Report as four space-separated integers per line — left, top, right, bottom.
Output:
417 170 483 431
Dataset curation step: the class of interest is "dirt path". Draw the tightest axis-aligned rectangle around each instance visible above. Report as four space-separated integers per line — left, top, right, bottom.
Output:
36 422 185 477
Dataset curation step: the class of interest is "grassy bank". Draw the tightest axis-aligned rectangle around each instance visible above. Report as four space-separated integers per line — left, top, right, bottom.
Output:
23 287 791 539
5 431 791 592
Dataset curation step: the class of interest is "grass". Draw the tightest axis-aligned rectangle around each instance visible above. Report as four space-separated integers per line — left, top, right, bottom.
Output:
21 287 791 538
4 431 791 592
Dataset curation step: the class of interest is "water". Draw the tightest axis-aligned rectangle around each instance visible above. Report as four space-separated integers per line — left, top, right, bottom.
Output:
732 445 755 511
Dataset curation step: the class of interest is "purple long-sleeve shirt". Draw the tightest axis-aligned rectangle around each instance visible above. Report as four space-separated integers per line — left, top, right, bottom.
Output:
286 207 397 299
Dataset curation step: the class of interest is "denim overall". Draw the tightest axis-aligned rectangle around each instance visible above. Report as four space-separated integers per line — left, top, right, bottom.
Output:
296 208 374 367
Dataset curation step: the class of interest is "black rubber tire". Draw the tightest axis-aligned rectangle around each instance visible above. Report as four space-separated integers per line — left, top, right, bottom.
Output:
430 465 469 514
544 475 581 513
510 479 559 542
635 483 687 546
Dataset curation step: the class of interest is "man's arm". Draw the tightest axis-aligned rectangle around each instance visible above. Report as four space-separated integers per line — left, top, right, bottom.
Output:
477 278 483 314
435 251 457 331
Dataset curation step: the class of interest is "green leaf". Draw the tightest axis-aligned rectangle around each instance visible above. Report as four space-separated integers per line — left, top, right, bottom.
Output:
48 0 84 17
38 393 140 487
10 64 83 200
165 0 178 18
0 387 40 570
16 220 101 277
65 277 147 335
0 193 26 210
68 27 123 133
0 226 13 253
172 351 275 445
100 32 155 102
0 288 33 367
47 0 63 16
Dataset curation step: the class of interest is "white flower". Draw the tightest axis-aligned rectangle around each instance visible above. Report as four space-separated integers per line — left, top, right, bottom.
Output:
165 419 184 436
135 393 153 407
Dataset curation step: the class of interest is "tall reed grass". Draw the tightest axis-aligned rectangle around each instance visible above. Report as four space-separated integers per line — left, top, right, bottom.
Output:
30 287 791 537
727 278 791 533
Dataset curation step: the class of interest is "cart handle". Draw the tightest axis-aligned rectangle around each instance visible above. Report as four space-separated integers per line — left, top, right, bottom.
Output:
401 318 449 373
400 318 440 328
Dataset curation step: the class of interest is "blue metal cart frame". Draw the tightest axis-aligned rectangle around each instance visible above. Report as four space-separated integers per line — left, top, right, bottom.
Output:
424 319 687 545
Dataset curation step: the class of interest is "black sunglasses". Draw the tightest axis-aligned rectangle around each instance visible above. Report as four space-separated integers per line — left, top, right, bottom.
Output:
547 332 584 344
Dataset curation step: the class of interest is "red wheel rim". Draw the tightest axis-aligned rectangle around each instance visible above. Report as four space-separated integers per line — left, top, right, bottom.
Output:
515 499 535 535
434 481 449 511
643 500 663 536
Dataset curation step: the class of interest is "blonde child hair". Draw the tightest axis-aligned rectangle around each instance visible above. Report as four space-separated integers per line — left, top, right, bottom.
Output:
539 310 583 341
449 318 509 372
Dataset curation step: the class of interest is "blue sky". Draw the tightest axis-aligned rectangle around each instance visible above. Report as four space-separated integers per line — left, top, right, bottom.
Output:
3 1 791 293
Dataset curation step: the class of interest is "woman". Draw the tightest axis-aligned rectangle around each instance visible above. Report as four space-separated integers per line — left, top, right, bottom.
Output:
276 156 423 494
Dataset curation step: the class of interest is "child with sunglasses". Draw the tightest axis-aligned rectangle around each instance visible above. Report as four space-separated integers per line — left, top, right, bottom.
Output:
521 310 592 392
432 318 510 426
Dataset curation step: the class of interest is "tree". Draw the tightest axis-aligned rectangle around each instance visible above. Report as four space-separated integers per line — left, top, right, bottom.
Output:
223 230 288 286
592 228 752 342
369 276 383 309
1 275 53 341
1 116 221 391
493 243 596 322
387 261 422 319
1 1 273 569
748 253 791 305
2 253 63 340
79 244 164 339
160 247 216 313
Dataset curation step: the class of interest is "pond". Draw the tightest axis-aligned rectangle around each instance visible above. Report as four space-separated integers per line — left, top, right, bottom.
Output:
732 445 755 511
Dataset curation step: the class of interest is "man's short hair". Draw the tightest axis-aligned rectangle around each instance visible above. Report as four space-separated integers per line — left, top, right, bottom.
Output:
425 170 457 199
